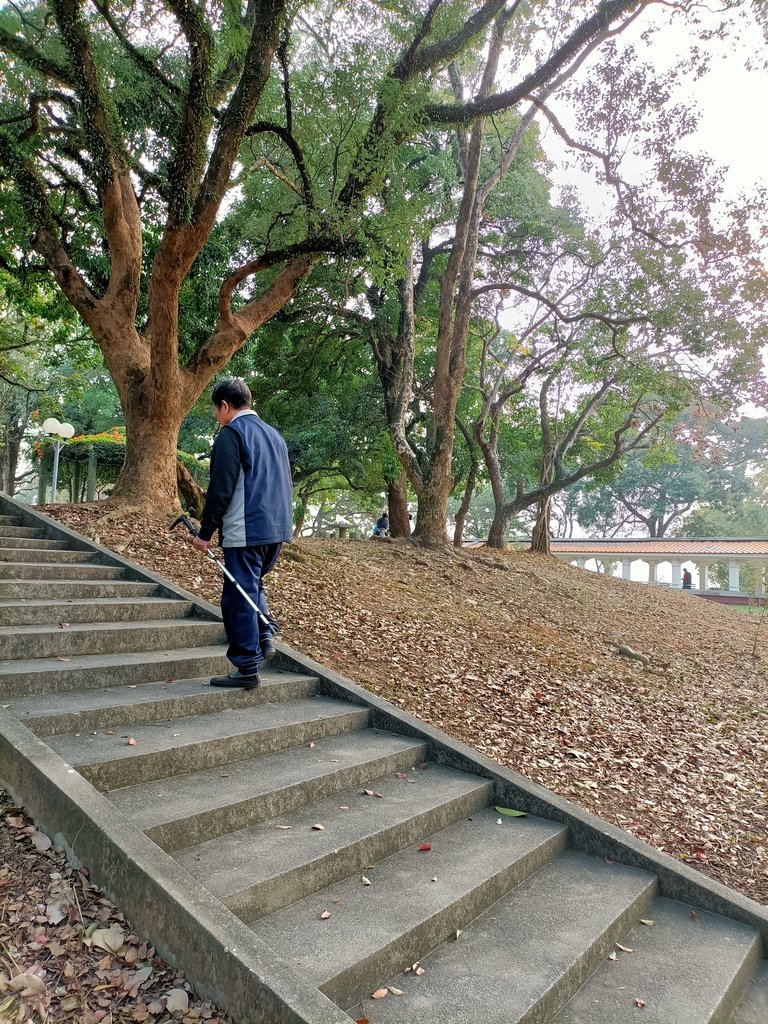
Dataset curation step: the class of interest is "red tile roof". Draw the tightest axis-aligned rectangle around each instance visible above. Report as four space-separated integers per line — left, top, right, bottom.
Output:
550 539 768 556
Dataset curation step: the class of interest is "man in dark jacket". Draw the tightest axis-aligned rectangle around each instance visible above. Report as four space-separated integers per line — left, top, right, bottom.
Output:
192 378 293 689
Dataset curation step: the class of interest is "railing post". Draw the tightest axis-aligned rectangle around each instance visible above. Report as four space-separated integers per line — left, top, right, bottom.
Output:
36 452 50 505
728 561 740 592
87 449 97 501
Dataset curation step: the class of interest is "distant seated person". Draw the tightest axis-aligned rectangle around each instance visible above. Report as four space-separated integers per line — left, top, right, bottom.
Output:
682 568 692 590
372 511 389 537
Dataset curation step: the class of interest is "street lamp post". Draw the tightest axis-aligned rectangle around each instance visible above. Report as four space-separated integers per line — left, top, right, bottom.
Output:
42 418 75 502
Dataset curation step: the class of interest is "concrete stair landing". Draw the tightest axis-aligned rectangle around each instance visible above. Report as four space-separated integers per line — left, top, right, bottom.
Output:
0 496 765 1024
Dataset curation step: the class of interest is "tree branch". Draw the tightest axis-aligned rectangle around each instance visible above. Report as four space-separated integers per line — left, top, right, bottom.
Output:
0 25 74 85
92 0 183 102
0 131 99 318
164 0 214 223
52 0 124 182
470 280 649 328
423 0 641 124
245 120 315 211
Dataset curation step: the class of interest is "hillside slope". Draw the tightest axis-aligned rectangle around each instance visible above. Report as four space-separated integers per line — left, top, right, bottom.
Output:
41 504 767 906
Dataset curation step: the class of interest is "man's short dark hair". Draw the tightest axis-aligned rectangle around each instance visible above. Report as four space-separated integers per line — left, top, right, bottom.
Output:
211 378 252 409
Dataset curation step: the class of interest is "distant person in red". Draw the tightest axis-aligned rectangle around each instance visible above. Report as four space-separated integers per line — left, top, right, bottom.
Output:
682 569 693 590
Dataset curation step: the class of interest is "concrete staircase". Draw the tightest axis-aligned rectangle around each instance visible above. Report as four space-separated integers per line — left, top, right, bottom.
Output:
0 496 766 1024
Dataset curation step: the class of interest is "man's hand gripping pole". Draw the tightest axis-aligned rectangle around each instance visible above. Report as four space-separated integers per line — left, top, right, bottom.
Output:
169 514 271 629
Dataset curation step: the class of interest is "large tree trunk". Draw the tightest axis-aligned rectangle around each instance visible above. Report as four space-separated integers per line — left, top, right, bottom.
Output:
483 414 512 549
110 384 185 510
413 459 454 545
292 482 313 538
530 497 552 554
176 459 204 517
453 461 477 547
388 470 411 538
487 508 509 549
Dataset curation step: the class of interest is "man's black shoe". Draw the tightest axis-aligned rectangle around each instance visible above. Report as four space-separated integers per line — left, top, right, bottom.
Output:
262 634 276 663
210 669 261 689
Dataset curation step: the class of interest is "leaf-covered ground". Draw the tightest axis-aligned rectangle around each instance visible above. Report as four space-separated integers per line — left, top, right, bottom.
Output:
3 502 765 1021
0 796 232 1023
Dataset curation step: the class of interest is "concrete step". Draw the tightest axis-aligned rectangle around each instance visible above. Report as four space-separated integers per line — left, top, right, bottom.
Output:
47 695 371 790
341 850 656 1020
0 596 195 627
0 617 227 660
0 525 46 538
0 580 162 601
733 960 768 1024
178 764 496 925
259 809 575 1010
113 728 427 853
8 668 318 736
551 897 761 1024
0 561 125 580
0 536 74 550
1 644 230 697
0 546 98 564
0 515 22 525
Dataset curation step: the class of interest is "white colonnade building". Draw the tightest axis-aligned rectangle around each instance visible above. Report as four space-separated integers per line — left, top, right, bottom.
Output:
549 538 768 604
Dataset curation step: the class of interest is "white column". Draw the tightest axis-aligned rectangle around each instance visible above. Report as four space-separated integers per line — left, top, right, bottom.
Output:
759 565 768 596
575 558 586 569
728 561 740 592
671 561 682 588
647 561 659 584
621 559 632 580
696 563 708 591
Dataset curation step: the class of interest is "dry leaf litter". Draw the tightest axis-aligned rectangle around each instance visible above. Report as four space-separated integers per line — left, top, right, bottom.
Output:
0 797 232 1023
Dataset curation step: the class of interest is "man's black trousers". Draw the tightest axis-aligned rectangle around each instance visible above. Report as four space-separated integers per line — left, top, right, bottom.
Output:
221 544 281 674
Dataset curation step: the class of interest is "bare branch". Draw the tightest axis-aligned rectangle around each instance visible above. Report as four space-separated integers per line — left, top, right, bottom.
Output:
92 0 183 102
245 120 315 211
423 0 641 124
471 279 649 329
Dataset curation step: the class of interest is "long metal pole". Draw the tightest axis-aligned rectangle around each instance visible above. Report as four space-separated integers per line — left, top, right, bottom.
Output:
50 439 62 501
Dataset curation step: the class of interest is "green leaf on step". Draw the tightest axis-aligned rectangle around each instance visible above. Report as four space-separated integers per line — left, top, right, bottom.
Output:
494 806 527 817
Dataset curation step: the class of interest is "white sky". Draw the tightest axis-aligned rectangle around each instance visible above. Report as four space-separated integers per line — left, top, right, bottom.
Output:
532 3 768 418
632 5 767 198
539 3 767 211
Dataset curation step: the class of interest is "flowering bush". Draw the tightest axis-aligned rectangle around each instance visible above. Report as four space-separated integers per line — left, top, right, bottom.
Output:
30 428 207 499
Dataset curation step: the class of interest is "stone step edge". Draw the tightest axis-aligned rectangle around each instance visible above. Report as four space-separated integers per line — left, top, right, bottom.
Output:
0 617 222 638
0 707 352 1024
217 777 494 924
76 704 371 791
2 644 229 675
0 649 230 699
131 733 427 853
0 496 220 614
11 671 319 738
331 847 655 1007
